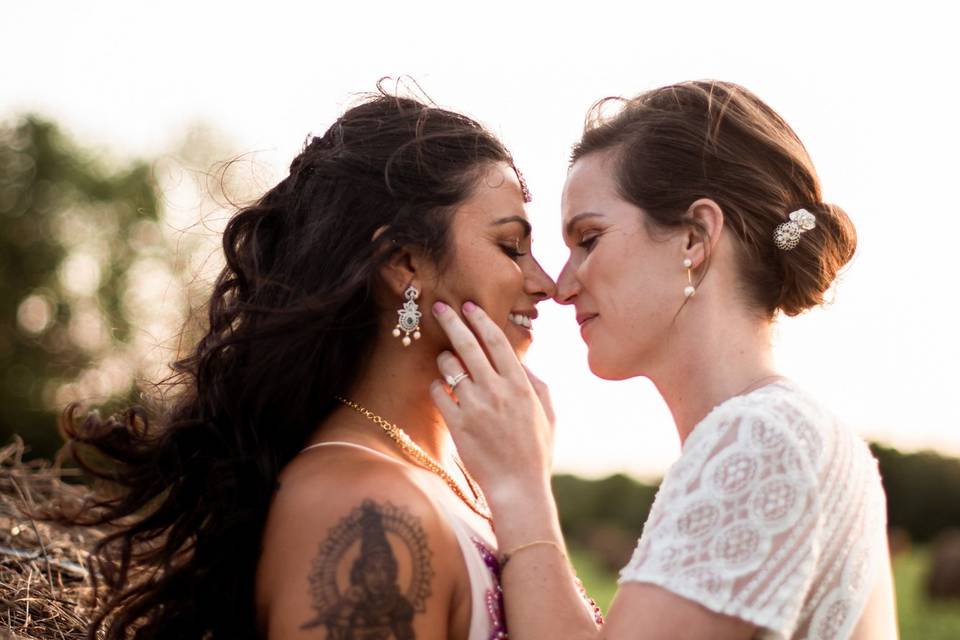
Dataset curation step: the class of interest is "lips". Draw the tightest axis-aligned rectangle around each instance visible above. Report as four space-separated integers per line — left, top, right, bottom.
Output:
576 313 598 326
511 308 539 320
577 312 598 341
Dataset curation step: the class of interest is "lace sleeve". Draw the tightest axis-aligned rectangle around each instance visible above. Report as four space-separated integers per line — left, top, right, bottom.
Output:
618 400 823 638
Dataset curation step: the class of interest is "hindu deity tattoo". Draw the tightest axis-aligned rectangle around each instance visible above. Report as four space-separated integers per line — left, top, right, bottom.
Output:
302 500 434 639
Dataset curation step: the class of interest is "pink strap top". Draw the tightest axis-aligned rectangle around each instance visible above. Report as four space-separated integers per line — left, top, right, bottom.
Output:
301 441 507 640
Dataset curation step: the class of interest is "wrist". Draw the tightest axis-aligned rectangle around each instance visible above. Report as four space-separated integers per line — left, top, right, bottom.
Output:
498 538 566 570
487 480 561 549
485 473 553 516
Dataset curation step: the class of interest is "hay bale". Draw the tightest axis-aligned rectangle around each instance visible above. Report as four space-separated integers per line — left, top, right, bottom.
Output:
0 438 102 639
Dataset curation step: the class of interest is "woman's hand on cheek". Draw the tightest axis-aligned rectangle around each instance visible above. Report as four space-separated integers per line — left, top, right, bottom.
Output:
522 364 556 466
428 301 555 511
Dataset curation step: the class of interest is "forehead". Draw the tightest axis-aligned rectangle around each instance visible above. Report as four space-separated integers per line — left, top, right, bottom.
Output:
454 162 528 225
561 152 620 225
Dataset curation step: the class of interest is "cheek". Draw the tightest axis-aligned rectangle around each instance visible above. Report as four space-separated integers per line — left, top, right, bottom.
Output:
479 248 524 298
498 263 525 294
581 245 677 375
447 249 524 315
587 243 673 321
579 249 637 321
484 264 525 322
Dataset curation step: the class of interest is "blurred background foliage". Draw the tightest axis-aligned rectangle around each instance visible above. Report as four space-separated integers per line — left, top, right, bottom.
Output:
2 115 960 638
0 114 256 458
0 115 160 455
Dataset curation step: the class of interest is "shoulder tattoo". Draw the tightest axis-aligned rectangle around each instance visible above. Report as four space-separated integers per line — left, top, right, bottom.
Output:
301 499 434 638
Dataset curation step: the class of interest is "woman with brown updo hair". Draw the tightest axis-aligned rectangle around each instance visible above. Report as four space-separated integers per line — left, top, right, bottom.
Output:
428 80 898 639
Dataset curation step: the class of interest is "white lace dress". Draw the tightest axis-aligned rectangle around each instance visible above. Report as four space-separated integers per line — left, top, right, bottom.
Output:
619 381 889 639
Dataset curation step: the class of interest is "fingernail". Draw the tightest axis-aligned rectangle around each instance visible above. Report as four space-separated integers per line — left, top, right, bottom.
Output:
433 301 447 315
463 301 477 313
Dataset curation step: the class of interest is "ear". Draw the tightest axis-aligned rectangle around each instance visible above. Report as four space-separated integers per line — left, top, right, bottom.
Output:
374 226 433 299
681 198 724 268
380 249 417 298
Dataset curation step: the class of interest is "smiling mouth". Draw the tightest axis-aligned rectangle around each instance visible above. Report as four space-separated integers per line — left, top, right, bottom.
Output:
508 312 533 330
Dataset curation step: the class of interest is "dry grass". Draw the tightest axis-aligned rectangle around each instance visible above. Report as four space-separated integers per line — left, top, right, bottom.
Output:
0 438 101 640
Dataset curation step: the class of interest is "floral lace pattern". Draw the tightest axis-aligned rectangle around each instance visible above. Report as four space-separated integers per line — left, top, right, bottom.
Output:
619 382 887 639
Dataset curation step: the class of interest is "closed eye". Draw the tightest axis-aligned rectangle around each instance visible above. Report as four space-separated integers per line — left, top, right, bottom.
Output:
578 234 599 251
502 244 528 260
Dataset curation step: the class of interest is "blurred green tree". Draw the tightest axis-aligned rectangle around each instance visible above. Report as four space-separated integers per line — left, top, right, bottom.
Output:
0 116 161 456
0 114 304 461
553 473 659 569
872 442 960 543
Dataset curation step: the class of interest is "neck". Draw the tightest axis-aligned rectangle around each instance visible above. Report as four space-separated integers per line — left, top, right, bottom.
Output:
335 334 452 463
650 304 779 445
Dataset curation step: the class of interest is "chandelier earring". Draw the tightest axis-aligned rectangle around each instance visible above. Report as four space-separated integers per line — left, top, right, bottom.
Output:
683 258 696 298
392 285 423 347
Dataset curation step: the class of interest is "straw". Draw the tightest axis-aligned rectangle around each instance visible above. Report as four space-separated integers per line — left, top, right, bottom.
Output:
0 437 103 639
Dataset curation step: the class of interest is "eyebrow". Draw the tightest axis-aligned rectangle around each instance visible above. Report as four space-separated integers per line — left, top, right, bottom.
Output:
491 215 532 238
564 212 604 239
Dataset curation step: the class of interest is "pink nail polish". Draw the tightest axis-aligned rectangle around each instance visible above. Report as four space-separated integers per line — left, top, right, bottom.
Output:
463 301 477 313
433 301 447 314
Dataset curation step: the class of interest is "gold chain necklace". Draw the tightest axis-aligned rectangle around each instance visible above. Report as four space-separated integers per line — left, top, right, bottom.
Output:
335 396 493 525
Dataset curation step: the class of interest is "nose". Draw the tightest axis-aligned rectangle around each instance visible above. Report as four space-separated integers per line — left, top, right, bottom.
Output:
525 257 557 302
554 259 578 305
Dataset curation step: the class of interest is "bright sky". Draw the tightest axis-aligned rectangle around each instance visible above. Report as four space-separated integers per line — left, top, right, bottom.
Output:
3 1 957 478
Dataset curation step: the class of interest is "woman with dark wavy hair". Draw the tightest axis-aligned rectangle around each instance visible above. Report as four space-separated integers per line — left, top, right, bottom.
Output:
60 84 558 639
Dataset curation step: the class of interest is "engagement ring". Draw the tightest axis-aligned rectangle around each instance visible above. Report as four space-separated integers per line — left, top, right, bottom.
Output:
445 372 470 390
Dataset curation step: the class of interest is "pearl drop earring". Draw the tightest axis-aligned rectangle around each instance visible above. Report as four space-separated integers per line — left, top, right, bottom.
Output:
683 258 695 298
392 285 422 347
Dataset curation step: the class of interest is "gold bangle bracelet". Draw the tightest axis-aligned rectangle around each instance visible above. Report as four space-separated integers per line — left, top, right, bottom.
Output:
498 539 565 570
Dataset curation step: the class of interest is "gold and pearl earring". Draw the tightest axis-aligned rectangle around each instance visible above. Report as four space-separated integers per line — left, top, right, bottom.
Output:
392 285 423 347
683 258 696 298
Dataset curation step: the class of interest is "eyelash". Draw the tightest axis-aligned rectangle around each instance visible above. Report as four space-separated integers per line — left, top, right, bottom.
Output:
578 233 599 251
502 244 528 261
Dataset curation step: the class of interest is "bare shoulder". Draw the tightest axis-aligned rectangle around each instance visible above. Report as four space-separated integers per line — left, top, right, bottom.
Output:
256 447 464 639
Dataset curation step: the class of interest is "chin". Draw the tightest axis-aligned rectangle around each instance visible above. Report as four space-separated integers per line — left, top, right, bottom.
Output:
509 336 531 358
587 349 635 381
503 321 532 356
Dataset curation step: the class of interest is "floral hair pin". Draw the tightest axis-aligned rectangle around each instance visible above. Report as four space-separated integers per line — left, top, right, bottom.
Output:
774 208 817 250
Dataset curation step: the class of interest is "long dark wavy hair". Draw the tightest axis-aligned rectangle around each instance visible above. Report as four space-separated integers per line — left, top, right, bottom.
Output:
57 82 516 639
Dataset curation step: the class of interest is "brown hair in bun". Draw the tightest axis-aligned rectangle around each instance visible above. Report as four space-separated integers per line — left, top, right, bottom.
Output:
572 80 857 317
